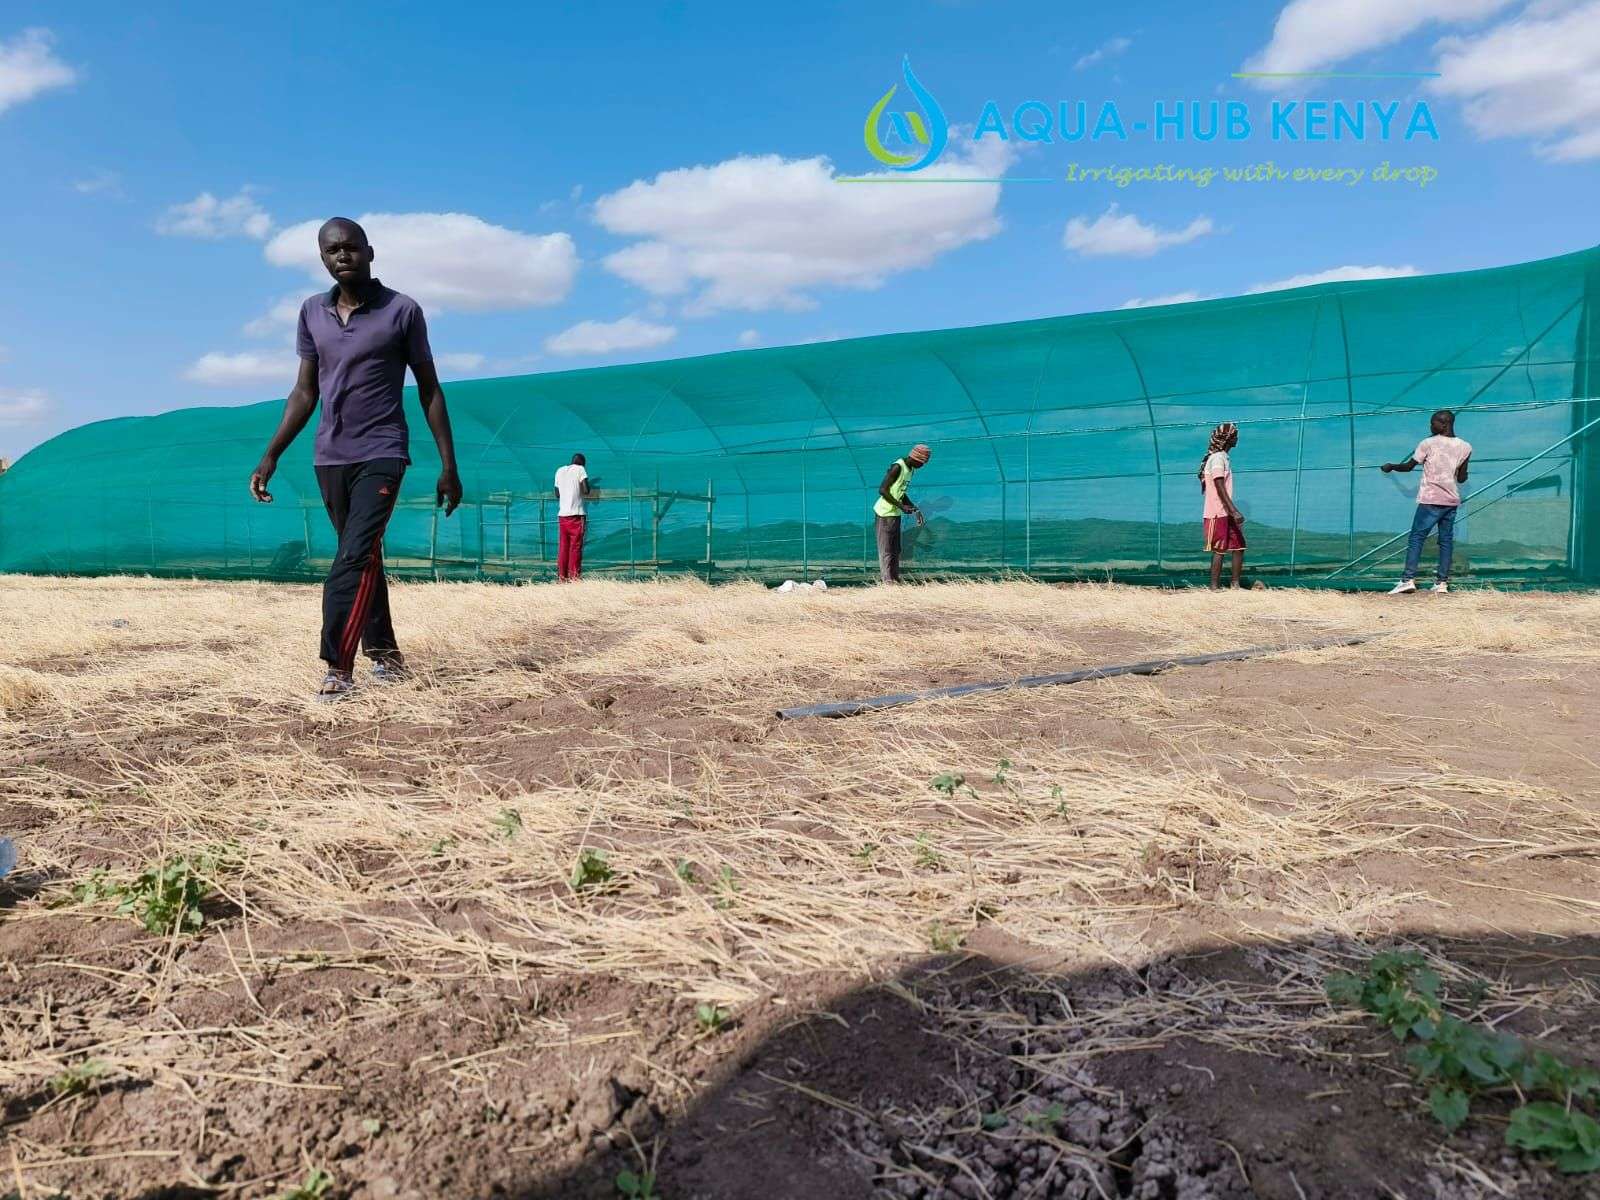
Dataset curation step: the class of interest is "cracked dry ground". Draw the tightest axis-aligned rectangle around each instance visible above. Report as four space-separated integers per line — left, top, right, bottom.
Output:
1 577 1598 1199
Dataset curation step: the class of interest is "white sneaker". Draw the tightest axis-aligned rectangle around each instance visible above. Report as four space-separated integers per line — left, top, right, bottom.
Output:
1431 581 1450 594
1388 580 1417 595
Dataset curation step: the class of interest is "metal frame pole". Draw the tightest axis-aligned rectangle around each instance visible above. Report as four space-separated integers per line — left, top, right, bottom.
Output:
705 478 714 581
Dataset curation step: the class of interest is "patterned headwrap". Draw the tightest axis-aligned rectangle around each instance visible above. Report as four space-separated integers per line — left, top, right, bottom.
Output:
1198 422 1238 483
908 443 932 464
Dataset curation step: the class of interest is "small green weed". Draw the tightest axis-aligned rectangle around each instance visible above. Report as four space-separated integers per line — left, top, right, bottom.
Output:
570 849 614 891
1050 784 1068 817
615 1168 658 1198
493 808 523 839
993 757 1013 786
694 1002 729 1034
72 849 227 935
713 866 737 909
1327 951 1599 1171
928 921 963 953
1507 1103 1600 1174
1021 1102 1065 1131
852 843 879 866
361 1117 382 1136
674 859 697 883
49 1058 107 1097
930 771 965 797
914 834 942 870
277 1168 333 1200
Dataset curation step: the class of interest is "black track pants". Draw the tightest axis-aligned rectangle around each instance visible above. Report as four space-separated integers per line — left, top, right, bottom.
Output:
315 458 404 670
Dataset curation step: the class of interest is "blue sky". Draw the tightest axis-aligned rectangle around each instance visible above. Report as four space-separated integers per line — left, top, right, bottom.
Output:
2 0 1597 461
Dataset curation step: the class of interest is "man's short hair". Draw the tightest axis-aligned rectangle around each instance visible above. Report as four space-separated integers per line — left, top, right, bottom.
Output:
572 452 586 466
318 217 369 245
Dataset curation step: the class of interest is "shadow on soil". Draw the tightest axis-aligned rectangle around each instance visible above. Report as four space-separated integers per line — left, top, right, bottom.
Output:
0 868 51 912
502 930 1600 1200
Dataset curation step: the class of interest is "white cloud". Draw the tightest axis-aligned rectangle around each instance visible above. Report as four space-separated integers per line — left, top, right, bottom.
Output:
544 316 677 358
264 212 578 313
593 139 1012 314
1247 264 1420 292
1242 0 1513 79
73 169 122 197
1119 291 1211 309
1243 1 1600 159
243 295 304 338
435 352 487 372
1118 265 1420 308
0 388 51 423
1075 36 1132 70
1063 206 1216 258
1429 1 1600 161
183 351 298 387
0 28 76 116
158 188 273 240
737 329 763 347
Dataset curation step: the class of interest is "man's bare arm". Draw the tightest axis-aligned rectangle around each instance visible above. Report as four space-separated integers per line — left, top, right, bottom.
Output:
1381 457 1418 473
250 358 320 502
879 463 918 511
412 360 462 516
877 463 902 508
1456 455 1470 483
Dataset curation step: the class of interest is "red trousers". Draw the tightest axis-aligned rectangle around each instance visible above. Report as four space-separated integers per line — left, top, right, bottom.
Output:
557 514 586 580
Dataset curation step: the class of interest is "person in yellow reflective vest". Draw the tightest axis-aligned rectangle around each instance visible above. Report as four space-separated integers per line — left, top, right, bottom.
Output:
872 443 931 583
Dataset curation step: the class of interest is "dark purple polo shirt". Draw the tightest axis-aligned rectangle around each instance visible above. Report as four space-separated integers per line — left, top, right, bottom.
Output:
296 279 432 466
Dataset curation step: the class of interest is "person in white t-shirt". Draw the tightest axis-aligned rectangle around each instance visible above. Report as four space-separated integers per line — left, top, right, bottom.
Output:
1381 410 1471 594
553 453 592 581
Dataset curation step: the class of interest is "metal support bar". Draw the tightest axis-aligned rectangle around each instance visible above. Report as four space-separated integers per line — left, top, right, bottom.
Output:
705 477 714 581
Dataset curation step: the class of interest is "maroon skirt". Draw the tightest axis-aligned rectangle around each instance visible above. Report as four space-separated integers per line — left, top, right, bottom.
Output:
1203 516 1246 552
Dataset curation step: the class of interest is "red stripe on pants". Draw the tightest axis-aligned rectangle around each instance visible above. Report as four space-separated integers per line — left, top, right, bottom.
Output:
337 540 383 671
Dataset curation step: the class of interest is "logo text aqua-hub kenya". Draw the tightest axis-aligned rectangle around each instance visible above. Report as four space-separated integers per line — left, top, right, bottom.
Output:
863 57 1440 172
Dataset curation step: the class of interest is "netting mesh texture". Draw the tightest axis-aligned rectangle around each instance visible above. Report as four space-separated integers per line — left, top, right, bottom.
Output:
2 246 1596 587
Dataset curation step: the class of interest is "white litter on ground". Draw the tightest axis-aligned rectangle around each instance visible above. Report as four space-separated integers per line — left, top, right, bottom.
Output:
774 579 829 593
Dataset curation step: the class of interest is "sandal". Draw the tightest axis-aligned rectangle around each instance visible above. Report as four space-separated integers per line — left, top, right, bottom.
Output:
370 656 409 685
314 671 355 703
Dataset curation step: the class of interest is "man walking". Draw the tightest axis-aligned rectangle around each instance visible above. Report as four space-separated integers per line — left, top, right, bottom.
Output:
873 444 930 584
1381 409 1471 594
554 452 591 580
249 217 462 700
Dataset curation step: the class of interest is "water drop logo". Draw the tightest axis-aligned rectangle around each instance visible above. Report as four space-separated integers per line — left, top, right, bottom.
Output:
865 57 949 171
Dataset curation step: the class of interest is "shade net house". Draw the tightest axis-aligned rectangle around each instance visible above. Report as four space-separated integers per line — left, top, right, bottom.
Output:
3 246 1597 587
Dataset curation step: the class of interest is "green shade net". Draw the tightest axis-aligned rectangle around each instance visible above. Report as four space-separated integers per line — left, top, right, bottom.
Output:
3 246 1597 587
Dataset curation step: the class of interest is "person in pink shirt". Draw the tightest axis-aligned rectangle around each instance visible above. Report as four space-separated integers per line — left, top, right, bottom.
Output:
1381 409 1472 594
1199 422 1246 590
